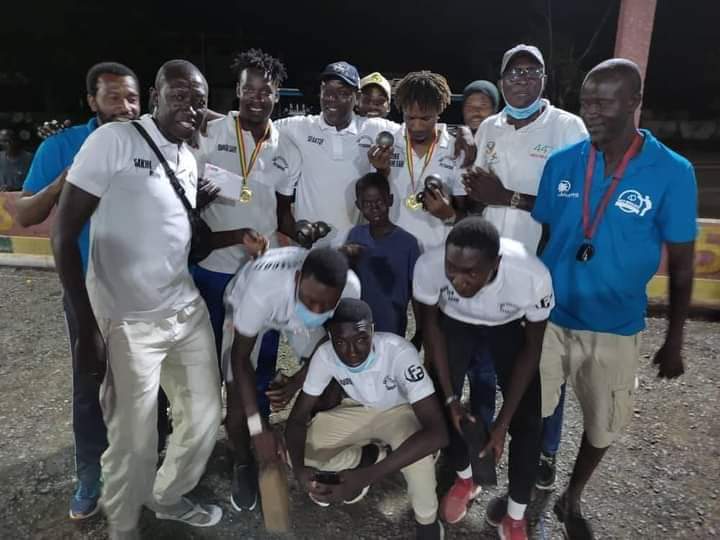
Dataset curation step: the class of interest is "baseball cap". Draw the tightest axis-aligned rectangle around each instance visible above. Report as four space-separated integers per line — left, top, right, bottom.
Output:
500 44 545 75
320 61 360 88
360 72 391 99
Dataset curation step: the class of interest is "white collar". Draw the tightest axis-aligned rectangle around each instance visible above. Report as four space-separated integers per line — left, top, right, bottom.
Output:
225 112 278 145
319 112 359 135
138 114 182 149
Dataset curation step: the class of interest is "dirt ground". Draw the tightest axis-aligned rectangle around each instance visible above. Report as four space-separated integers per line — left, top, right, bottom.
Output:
0 267 718 539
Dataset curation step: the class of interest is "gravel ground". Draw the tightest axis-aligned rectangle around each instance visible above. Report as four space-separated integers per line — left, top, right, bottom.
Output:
0 267 718 539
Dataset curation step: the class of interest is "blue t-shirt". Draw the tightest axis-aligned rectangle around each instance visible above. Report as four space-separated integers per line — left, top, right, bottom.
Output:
23 118 98 272
346 224 421 336
532 130 697 335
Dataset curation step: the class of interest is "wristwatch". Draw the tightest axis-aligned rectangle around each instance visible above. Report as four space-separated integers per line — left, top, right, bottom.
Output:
509 191 521 209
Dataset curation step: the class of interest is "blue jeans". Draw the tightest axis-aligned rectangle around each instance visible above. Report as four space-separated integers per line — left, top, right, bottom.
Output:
468 347 497 430
191 265 278 417
541 383 566 455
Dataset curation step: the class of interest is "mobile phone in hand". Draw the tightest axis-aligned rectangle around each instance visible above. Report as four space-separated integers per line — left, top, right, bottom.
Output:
314 471 341 485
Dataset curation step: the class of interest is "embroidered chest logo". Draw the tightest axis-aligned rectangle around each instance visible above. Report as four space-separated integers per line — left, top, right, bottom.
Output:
485 141 498 164
530 143 553 159
383 376 397 391
273 156 289 171
499 303 521 314
133 158 152 171
557 180 579 198
439 155 456 170
615 189 653 217
389 147 404 168
441 285 460 304
338 377 353 387
307 135 324 146
356 135 373 149
404 365 425 383
217 144 237 153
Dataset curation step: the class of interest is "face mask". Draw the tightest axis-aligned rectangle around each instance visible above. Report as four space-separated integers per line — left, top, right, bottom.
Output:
294 300 334 328
343 349 377 374
501 84 543 120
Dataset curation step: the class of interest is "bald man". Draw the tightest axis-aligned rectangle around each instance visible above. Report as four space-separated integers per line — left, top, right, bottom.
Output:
54 60 224 538
532 59 697 538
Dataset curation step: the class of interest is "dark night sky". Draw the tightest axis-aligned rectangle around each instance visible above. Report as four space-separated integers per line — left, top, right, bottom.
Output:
1 0 717 121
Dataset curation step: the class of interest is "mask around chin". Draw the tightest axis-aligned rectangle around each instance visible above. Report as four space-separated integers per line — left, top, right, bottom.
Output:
294 299 334 329
343 349 377 374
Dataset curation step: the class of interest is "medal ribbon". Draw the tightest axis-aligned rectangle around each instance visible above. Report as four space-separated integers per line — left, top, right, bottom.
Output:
582 131 643 241
405 128 438 194
235 115 270 185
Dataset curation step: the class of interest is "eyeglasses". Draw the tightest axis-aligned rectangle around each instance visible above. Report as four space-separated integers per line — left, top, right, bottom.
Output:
503 67 545 82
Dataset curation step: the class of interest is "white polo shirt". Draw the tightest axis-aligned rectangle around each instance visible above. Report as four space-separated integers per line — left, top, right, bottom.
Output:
226 247 361 358
470 100 587 251
275 113 396 247
67 114 199 321
303 332 435 410
386 123 464 252
195 113 300 274
413 238 554 326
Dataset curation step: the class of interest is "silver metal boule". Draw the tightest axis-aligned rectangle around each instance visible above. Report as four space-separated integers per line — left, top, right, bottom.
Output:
376 131 394 148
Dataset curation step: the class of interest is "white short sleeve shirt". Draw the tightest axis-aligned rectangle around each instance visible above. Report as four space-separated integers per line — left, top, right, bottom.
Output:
470 100 588 251
275 113 397 247
66 114 199 321
386 123 462 252
194 114 300 274
413 238 555 325
303 332 435 410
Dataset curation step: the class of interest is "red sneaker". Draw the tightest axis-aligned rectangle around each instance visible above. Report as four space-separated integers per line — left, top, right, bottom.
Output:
440 477 481 524
498 514 528 540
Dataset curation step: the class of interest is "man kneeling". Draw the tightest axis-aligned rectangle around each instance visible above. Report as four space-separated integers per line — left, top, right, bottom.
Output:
286 299 448 540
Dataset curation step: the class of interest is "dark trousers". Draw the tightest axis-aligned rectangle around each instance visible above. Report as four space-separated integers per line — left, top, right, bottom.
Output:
65 296 169 487
439 314 542 505
469 348 497 429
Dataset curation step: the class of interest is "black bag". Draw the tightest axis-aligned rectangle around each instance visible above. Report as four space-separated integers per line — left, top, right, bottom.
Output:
132 121 213 264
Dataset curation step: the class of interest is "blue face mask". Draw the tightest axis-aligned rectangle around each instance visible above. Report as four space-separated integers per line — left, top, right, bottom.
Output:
344 349 377 373
294 300 334 328
502 97 542 120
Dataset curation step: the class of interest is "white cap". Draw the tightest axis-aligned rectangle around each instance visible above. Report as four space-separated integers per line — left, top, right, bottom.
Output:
500 44 545 75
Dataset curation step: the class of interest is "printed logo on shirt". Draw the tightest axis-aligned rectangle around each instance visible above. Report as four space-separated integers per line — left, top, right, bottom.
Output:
250 257 304 272
273 156 289 171
356 135 373 149
439 155 456 170
440 286 460 304
307 135 324 146
404 365 425 383
557 180 579 198
499 302 521 314
615 189 653 217
530 143 554 159
383 375 398 391
536 294 553 309
338 377 353 387
389 148 404 168
133 158 152 171
485 141 499 164
217 144 237 153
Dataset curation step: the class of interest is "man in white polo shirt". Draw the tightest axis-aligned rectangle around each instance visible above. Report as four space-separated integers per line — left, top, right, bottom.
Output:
461 44 588 493
53 60 223 539
414 217 553 540
357 71 392 119
221 246 360 512
286 298 447 540
193 50 301 506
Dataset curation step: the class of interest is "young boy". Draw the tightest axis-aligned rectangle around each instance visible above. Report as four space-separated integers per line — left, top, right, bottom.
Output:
414 217 554 540
345 172 421 339
286 298 448 540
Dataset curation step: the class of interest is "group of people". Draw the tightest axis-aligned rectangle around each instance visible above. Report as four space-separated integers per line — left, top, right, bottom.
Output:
15 42 697 540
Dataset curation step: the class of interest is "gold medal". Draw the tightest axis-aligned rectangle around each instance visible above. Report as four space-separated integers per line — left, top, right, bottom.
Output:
405 193 422 210
239 186 253 203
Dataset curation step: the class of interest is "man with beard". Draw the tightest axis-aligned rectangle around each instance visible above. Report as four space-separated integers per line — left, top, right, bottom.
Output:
16 62 142 521
53 60 223 539
192 48 301 512
532 59 696 539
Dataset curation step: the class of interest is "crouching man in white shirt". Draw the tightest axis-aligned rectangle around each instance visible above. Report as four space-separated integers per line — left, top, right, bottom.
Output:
222 246 360 512
286 298 448 540
53 60 223 539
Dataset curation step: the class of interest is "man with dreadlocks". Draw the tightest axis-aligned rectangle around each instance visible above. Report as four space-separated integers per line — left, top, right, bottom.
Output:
192 48 302 513
370 70 467 253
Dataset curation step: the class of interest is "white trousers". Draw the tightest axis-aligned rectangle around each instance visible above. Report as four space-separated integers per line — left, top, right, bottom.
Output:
98 298 222 531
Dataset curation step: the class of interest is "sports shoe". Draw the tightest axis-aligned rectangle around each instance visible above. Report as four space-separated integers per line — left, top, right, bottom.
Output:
553 492 594 540
499 514 528 540
485 494 507 527
440 477 481 524
231 462 258 512
69 480 101 520
155 496 222 527
416 519 445 539
536 451 557 490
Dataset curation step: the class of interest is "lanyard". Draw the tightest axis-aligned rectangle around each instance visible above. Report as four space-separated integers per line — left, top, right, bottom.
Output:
234 115 270 181
582 131 643 240
405 129 437 193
